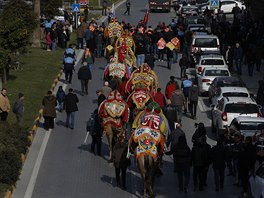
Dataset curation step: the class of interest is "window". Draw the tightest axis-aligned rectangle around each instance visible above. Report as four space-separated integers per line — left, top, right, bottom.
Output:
240 123 264 131
222 92 248 97
202 59 224 65
205 69 229 76
195 38 218 47
224 104 259 114
217 79 244 87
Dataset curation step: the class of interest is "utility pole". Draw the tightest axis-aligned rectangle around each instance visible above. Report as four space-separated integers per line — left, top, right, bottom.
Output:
32 0 41 48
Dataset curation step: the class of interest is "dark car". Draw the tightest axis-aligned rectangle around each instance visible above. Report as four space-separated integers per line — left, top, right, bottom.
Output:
208 76 245 103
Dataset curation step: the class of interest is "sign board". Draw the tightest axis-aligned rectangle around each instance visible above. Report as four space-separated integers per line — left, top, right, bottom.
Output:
209 0 219 9
72 3 80 12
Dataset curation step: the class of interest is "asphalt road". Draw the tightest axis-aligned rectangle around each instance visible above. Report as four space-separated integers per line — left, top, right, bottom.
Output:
13 0 264 197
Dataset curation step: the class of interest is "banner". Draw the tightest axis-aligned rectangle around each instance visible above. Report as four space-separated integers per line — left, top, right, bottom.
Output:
143 9 149 25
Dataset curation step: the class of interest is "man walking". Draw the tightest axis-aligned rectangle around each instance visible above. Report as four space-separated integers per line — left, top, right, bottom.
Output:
124 0 131 15
233 43 243 75
102 0 108 16
64 88 79 129
63 55 75 84
170 84 186 124
77 62 92 95
0 88 11 121
188 81 199 120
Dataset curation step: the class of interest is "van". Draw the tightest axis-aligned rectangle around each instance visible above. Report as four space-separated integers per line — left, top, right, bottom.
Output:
191 35 220 53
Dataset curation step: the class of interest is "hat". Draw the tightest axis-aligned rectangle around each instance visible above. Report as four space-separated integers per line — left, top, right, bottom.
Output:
96 89 101 94
18 93 24 98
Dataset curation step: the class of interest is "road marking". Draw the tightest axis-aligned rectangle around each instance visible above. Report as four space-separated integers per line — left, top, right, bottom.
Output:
24 129 52 198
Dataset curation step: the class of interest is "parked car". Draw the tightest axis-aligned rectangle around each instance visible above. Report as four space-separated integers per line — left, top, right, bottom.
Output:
228 116 264 137
195 54 227 75
186 24 208 35
211 86 250 105
200 0 246 14
250 163 264 198
180 4 199 16
211 97 261 136
208 76 245 103
197 67 230 95
191 34 220 54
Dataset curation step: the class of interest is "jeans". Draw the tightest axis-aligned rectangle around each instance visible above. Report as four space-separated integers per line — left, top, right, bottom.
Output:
96 44 103 57
51 40 56 51
167 57 173 69
175 105 183 123
180 67 187 78
177 165 190 191
81 79 89 94
173 50 178 63
189 101 198 117
146 44 151 54
213 168 225 189
247 62 254 76
152 44 158 55
137 54 145 67
66 111 75 129
77 38 83 49
88 64 93 71
234 59 242 75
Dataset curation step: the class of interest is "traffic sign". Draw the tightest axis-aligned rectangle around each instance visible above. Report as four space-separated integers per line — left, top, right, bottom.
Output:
72 3 80 12
209 0 219 9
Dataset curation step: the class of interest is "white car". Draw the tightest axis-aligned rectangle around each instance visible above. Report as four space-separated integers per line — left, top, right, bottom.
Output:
195 54 227 75
201 0 246 14
192 35 220 55
211 86 250 106
197 67 230 95
211 97 261 137
250 163 264 198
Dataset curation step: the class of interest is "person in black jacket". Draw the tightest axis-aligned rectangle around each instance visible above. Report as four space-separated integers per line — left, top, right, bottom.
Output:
13 93 25 125
257 79 264 118
63 88 79 129
90 109 102 156
237 136 256 198
77 62 92 95
210 139 226 191
173 136 191 193
144 52 155 70
188 81 199 119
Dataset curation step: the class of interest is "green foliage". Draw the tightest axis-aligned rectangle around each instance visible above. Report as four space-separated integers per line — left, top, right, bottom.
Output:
0 0 38 53
41 0 63 18
0 48 11 70
0 123 30 185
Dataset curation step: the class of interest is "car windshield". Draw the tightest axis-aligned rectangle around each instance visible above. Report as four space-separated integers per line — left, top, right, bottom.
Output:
195 38 217 47
240 122 264 131
217 79 243 87
201 59 224 65
222 92 248 97
185 18 206 25
205 70 229 76
224 104 259 114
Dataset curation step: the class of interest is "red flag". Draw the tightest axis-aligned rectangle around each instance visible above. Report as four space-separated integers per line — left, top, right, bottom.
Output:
143 9 149 25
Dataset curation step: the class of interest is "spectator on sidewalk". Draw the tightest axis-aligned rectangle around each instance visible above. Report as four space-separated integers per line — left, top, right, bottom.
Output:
179 54 189 78
181 75 192 114
56 86 66 112
77 62 92 95
76 25 85 49
225 45 234 73
144 52 155 70
13 93 25 125
90 109 102 156
42 90 57 130
82 48 95 71
64 88 79 129
164 99 177 132
0 88 11 121
96 89 106 107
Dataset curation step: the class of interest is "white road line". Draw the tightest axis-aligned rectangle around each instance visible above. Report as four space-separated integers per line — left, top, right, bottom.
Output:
24 129 52 198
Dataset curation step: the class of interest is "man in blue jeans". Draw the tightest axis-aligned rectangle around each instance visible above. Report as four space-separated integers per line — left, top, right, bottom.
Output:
63 88 79 129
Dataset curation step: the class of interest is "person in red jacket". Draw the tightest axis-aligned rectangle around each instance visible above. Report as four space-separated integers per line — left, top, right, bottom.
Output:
165 76 179 99
154 88 166 110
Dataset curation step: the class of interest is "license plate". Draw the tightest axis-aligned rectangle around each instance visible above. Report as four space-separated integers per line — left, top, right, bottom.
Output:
157 7 162 9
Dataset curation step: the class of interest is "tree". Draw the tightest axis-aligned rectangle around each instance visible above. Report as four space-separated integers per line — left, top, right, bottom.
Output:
32 0 41 48
0 0 38 71
41 0 63 18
